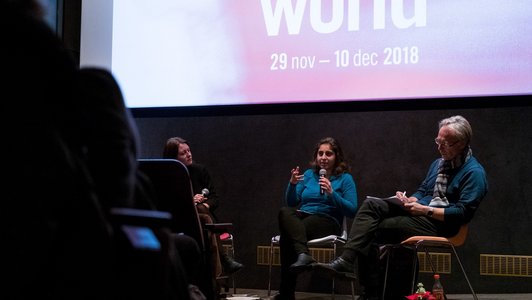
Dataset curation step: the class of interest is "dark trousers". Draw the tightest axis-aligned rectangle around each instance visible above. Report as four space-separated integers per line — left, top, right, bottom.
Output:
278 207 341 295
343 198 442 296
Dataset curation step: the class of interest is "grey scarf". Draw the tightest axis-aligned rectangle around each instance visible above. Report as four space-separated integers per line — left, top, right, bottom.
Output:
430 147 472 207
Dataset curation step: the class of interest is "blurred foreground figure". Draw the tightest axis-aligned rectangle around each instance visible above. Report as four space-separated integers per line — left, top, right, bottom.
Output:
1 1 197 299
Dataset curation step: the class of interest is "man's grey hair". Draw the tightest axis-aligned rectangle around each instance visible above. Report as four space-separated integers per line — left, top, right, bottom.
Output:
439 115 472 144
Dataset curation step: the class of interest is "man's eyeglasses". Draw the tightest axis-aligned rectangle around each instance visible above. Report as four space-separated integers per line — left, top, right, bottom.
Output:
434 138 459 148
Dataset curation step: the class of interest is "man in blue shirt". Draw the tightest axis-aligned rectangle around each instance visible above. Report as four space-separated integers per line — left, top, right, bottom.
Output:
317 116 488 300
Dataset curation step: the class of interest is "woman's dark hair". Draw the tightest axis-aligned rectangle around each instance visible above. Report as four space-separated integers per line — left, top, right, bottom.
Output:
310 137 350 176
163 136 188 159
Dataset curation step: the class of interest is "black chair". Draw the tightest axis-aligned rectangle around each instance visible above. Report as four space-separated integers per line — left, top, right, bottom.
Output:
138 158 233 299
138 159 204 243
138 159 214 298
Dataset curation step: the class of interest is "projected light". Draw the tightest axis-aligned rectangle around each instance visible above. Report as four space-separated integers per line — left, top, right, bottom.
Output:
80 0 532 109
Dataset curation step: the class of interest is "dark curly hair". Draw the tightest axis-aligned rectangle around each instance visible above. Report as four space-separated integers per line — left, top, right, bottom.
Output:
309 137 350 176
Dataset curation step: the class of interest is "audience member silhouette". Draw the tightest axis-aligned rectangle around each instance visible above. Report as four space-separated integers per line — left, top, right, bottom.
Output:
2 1 111 298
1 1 201 299
75 67 201 300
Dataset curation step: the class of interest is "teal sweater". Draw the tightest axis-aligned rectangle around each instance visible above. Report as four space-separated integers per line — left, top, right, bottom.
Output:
285 169 358 226
412 156 488 225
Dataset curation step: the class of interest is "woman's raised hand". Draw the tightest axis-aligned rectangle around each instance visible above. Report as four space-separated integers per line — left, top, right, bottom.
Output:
290 166 303 185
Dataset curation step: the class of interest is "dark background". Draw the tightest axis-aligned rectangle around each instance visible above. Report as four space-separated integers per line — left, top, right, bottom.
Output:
61 1 532 294
131 101 532 294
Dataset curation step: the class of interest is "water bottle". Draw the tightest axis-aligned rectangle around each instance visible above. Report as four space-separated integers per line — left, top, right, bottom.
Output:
432 274 445 300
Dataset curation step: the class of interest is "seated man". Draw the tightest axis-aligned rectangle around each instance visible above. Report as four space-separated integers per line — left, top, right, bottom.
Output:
316 115 488 300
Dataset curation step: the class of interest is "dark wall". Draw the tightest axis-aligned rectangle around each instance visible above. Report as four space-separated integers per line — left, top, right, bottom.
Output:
133 100 532 294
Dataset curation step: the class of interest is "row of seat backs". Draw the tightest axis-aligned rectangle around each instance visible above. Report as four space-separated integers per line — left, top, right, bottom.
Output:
137 158 205 250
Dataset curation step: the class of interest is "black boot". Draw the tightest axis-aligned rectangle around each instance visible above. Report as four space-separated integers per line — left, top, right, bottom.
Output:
289 253 316 273
221 254 243 275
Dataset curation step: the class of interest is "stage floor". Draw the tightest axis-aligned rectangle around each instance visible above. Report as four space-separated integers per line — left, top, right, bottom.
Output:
228 288 532 300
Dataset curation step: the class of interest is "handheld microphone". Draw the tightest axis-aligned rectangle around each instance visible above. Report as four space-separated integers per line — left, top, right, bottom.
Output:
319 169 327 195
195 188 210 206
